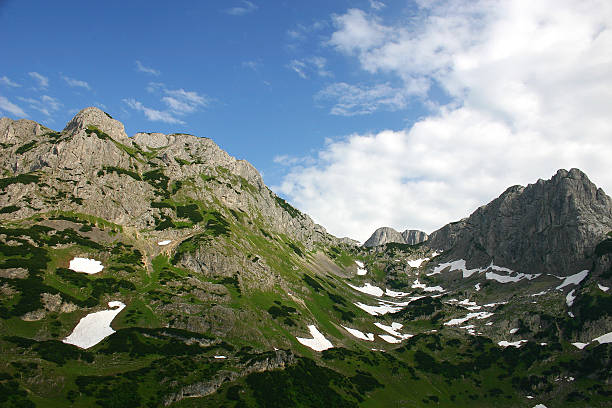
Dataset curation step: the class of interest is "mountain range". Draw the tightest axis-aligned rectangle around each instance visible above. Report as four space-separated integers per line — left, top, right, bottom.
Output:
0 108 610 408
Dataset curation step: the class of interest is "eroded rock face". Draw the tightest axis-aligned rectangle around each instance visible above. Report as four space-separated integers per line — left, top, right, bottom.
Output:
363 227 428 247
426 168 612 276
0 107 339 249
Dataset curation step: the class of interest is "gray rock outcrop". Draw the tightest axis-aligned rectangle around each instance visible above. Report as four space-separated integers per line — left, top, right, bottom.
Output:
426 168 612 276
363 227 428 247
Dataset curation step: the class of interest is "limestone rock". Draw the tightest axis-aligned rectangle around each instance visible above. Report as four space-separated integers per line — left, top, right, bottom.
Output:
363 227 428 247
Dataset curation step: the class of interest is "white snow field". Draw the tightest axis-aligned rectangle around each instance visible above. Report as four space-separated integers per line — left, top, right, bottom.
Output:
157 240 172 246
355 260 368 275
598 283 609 292
374 322 413 340
347 282 384 297
69 257 104 274
533 404 548 408
555 270 589 290
63 301 126 349
566 290 576 307
411 279 445 292
354 302 403 316
385 288 410 297
509 328 519 334
213 355 227 359
342 326 375 341
378 334 402 343
407 258 429 268
296 325 333 351
572 342 588 350
498 340 528 348
431 260 539 283
444 312 494 326
593 331 612 344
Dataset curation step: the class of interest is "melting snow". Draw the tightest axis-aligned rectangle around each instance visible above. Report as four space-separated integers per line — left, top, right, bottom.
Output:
69 257 104 274
354 302 403 316
486 271 540 283
214 355 227 359
533 404 548 408
157 240 172 246
531 290 548 297
355 260 367 275
407 258 429 268
458 299 481 311
509 328 519 334
63 301 125 349
593 331 612 344
430 260 480 277
343 326 375 341
348 282 384 297
572 342 588 350
385 288 410 297
566 290 576 307
474 283 481 291
498 340 527 348
444 312 494 326
411 279 444 292
296 325 333 351
379 334 402 343
555 270 589 290
374 322 413 340
598 284 609 292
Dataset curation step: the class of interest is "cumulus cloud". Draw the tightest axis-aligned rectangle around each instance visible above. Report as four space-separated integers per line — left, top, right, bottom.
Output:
277 0 612 241
123 98 185 125
224 1 258 16
0 76 20 87
17 95 61 116
135 60 161 76
28 72 48 89
316 82 416 116
0 96 27 117
62 76 91 90
287 57 332 79
124 85 209 124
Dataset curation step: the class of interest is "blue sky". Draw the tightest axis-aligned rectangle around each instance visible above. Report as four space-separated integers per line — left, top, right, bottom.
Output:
1 0 611 241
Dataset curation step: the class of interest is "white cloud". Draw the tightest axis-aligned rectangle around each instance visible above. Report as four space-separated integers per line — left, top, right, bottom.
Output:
28 72 48 88
163 88 208 114
316 82 417 116
0 76 20 87
242 60 261 71
287 57 332 79
0 96 27 117
277 0 612 241
123 98 185 124
135 60 161 76
224 1 258 16
62 76 91 90
17 95 61 116
369 1 385 10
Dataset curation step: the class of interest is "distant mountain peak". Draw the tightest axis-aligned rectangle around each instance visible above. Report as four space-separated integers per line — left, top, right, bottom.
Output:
64 106 129 141
363 226 428 247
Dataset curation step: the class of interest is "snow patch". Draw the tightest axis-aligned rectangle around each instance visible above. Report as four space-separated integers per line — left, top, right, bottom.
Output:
531 290 548 297
157 240 172 246
486 271 540 283
385 288 410 297
63 301 125 349
296 325 333 351
343 326 375 341
498 340 527 348
593 331 612 344
458 299 481 311
444 312 494 326
374 322 413 340
430 259 479 277
474 283 481 291
572 342 588 349
408 258 428 268
379 334 402 343
533 404 548 408
566 289 576 307
69 257 104 274
555 270 589 290
598 283 609 292
411 279 444 292
509 328 518 334
354 302 403 316
214 355 227 359
347 282 384 297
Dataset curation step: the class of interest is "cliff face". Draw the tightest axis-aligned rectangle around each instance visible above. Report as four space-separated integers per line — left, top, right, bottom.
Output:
0 107 335 248
363 227 428 247
426 168 612 276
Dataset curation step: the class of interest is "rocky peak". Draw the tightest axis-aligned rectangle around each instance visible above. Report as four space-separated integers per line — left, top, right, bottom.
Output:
363 227 428 247
63 107 128 141
426 168 612 276
0 117 47 144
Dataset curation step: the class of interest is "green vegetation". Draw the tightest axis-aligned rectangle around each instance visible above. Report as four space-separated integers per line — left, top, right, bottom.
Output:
15 141 37 154
97 166 141 181
0 173 40 189
0 205 20 214
274 195 301 218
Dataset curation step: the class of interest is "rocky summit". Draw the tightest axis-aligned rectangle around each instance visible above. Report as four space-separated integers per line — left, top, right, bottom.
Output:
0 108 610 408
